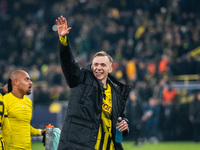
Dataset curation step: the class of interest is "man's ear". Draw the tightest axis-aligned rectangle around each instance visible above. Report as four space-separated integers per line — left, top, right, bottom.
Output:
91 65 93 71
12 79 18 86
109 66 113 73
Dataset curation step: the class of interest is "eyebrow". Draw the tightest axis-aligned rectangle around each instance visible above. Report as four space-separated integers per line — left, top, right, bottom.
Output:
94 62 106 65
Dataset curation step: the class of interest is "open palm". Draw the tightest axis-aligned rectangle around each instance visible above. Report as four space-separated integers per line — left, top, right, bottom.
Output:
56 16 72 37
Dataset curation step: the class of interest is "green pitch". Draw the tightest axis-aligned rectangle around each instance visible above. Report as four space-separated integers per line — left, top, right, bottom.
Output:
122 141 200 150
32 141 200 150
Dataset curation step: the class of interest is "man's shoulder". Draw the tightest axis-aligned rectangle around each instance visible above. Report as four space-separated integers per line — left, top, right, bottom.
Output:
23 95 32 102
3 93 17 107
3 92 12 100
81 68 95 83
0 93 3 100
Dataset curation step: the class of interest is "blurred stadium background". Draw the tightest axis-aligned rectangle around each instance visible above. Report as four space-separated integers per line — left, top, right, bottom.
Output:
1 0 200 148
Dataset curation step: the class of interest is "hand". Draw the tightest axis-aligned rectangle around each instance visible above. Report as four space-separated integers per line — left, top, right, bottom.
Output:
41 129 46 134
56 15 72 37
118 119 128 132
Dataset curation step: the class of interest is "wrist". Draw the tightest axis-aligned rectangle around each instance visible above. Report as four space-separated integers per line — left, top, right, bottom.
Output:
39 129 42 135
59 36 68 46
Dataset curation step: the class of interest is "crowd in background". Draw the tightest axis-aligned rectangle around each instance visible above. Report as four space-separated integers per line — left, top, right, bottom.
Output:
1 0 200 143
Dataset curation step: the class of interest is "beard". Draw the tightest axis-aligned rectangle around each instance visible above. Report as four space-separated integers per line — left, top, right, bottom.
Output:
26 91 31 95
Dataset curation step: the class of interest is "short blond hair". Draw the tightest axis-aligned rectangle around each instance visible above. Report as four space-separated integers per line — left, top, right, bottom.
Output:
92 51 113 65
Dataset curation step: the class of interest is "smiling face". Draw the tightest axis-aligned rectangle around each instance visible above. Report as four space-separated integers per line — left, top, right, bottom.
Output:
91 54 113 86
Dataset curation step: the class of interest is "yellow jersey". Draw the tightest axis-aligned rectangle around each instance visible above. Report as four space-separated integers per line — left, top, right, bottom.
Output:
3 93 40 150
0 94 11 150
95 83 115 150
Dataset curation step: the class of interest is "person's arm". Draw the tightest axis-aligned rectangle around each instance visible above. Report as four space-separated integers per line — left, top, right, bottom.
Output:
30 125 44 136
30 99 45 136
1 95 11 149
118 105 130 135
117 85 131 136
56 16 83 88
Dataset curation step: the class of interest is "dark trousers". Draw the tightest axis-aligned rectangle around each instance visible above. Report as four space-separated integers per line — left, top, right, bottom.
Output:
193 123 200 142
132 123 144 144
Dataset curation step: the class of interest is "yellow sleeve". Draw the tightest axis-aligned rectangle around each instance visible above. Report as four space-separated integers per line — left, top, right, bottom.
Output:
30 125 41 136
1 95 11 149
59 36 68 46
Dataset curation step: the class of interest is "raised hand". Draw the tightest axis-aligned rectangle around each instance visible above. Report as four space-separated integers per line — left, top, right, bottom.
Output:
56 16 72 37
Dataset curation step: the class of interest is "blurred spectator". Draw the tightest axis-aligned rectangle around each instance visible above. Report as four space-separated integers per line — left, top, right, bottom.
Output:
136 61 147 82
126 90 144 146
159 54 169 75
153 79 166 101
126 58 137 85
49 86 66 102
162 83 177 140
29 65 41 82
137 81 153 105
163 84 177 105
34 84 51 105
142 97 161 143
189 92 200 142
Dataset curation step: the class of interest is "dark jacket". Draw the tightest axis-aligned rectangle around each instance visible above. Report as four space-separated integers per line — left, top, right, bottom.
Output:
126 98 144 126
57 40 131 150
189 99 200 124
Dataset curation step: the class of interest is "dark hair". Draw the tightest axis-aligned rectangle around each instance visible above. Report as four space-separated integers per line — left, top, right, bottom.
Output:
8 79 12 92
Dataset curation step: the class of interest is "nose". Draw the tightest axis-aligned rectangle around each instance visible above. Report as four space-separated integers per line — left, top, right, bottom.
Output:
97 65 102 70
